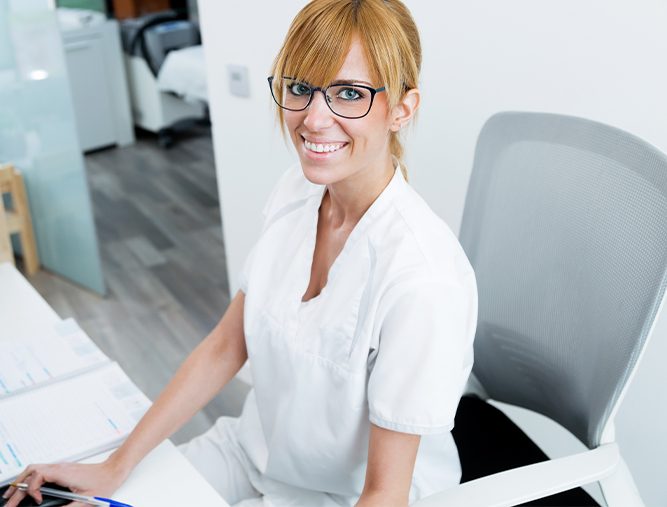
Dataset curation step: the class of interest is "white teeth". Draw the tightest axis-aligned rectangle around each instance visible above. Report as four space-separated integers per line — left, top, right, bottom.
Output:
304 139 345 154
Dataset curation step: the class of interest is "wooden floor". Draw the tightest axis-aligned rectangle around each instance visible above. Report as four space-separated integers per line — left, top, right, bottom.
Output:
26 126 250 445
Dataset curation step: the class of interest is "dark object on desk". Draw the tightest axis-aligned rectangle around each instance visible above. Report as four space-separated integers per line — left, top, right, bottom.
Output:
452 395 599 506
0 484 69 507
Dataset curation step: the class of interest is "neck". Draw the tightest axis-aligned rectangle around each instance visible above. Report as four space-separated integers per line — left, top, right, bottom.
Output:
322 153 396 230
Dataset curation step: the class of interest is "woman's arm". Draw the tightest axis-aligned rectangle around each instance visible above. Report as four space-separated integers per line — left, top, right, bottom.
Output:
108 289 248 473
355 423 421 507
4 290 249 507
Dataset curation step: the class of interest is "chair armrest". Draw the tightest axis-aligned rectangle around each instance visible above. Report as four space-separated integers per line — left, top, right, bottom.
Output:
411 443 621 507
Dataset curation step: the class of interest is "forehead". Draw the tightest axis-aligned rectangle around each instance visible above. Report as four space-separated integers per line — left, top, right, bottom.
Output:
332 38 373 84
278 21 382 88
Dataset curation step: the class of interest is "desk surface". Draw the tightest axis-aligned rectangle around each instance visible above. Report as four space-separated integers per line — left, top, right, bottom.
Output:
84 441 229 506
0 263 229 506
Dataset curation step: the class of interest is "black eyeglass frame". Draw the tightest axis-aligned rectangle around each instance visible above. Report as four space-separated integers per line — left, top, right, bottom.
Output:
267 76 386 119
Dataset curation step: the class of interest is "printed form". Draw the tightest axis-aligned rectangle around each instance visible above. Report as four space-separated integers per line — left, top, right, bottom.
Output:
0 318 109 397
0 362 151 486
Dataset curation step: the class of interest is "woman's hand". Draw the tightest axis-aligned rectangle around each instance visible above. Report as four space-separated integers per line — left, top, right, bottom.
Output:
2 458 129 507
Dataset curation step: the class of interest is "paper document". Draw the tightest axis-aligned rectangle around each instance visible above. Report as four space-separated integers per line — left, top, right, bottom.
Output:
0 318 109 397
0 362 151 486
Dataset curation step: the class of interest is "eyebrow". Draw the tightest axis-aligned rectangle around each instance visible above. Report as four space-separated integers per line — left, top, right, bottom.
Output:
329 79 374 86
284 77 375 87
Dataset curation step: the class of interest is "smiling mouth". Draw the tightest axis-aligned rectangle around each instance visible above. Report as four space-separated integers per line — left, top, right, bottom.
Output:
302 137 348 154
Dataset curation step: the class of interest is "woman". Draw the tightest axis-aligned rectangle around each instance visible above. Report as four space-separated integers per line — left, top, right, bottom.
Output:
4 1 477 506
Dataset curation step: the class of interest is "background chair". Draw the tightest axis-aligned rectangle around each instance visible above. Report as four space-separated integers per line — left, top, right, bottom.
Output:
413 112 667 507
0 163 40 274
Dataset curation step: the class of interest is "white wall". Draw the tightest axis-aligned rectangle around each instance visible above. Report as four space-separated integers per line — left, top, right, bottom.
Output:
199 1 667 505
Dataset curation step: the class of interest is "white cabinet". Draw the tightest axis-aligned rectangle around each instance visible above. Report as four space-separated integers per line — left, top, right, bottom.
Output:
61 17 134 152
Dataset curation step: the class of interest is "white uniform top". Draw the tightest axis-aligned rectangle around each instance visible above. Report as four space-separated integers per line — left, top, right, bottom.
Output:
237 163 478 505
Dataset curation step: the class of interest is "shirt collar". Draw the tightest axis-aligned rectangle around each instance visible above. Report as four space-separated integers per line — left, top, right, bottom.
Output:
311 160 405 239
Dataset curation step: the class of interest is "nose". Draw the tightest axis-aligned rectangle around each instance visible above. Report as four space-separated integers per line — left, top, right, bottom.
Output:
303 90 335 131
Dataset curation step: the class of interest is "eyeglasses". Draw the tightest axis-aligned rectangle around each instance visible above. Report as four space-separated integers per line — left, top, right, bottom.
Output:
268 76 386 119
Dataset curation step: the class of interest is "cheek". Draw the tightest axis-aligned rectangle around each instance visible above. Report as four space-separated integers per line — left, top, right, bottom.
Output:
284 110 303 129
355 109 392 148
284 114 303 145
348 122 389 152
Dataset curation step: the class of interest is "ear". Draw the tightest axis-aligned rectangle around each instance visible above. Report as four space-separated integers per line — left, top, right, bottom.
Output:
389 88 420 132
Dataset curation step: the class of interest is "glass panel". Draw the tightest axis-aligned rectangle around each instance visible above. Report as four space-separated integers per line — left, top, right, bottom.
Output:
0 0 105 294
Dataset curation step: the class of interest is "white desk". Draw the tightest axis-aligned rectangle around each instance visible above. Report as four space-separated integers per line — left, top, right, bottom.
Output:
0 263 229 506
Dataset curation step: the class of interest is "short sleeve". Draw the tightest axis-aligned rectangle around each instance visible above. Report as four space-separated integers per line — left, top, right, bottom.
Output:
238 242 258 294
367 275 477 434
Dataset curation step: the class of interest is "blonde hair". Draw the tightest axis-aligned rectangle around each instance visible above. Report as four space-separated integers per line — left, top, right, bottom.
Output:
271 0 421 180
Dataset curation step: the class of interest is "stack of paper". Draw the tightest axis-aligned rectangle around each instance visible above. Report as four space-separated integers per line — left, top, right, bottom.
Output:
0 320 150 486
0 318 109 398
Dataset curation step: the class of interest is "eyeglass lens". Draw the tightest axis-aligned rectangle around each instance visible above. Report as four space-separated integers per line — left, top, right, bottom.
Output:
272 78 373 118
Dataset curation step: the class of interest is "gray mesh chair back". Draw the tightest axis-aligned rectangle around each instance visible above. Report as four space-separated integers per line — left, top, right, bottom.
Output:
459 112 667 449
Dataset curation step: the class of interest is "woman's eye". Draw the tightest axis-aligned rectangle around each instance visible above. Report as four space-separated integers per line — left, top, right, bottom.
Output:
289 83 311 96
337 87 362 101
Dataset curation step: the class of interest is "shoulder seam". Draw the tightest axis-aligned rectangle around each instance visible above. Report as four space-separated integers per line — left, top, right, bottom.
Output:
390 199 438 275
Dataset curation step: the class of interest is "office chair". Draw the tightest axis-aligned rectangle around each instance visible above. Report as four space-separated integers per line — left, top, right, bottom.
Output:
412 112 667 507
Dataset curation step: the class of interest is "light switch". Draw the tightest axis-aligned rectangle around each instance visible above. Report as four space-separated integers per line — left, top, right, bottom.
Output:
227 64 250 98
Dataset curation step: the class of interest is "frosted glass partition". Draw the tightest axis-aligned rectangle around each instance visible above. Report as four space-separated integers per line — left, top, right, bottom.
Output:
0 0 105 294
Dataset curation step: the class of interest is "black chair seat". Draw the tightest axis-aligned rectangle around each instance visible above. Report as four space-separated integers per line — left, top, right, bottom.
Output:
452 395 600 506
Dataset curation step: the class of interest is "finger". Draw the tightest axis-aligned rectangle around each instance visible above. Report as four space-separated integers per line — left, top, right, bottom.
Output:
3 464 36 498
3 488 28 507
3 464 38 505
2 484 16 499
27 471 45 503
64 502 89 507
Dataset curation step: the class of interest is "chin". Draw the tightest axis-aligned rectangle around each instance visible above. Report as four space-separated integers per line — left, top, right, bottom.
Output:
300 163 332 186
299 160 345 186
